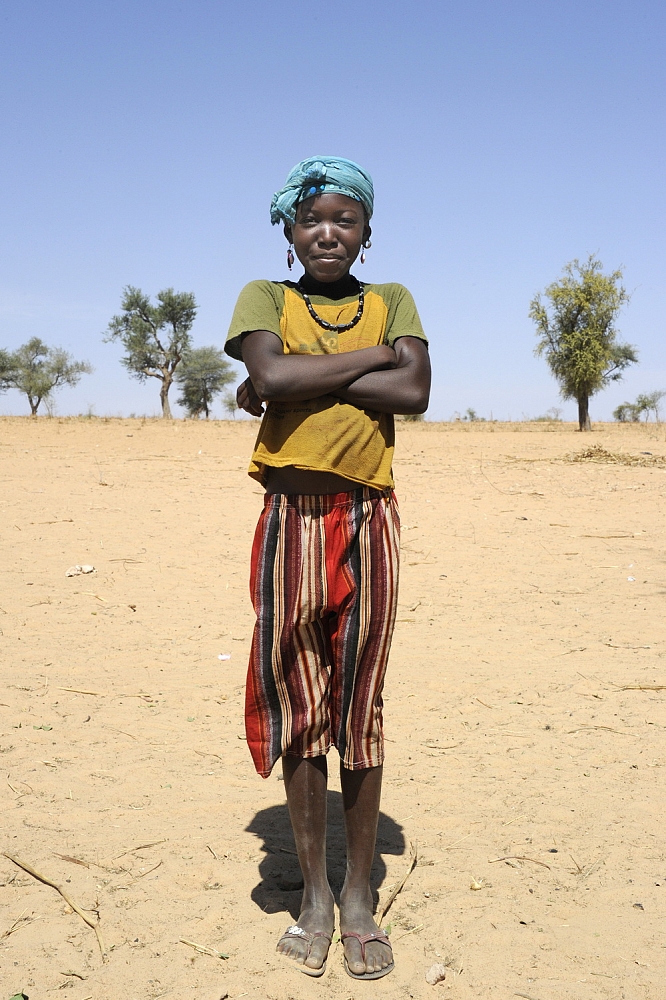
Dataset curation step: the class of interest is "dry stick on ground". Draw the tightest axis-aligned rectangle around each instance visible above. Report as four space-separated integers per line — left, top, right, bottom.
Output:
2 910 34 939
489 855 551 870
180 938 229 960
568 725 633 735
57 688 105 696
3 854 107 962
53 854 90 868
619 684 666 691
377 842 418 924
194 749 224 761
112 839 167 860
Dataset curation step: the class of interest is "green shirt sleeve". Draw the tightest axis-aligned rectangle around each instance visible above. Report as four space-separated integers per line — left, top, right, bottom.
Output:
225 280 286 361
379 283 428 349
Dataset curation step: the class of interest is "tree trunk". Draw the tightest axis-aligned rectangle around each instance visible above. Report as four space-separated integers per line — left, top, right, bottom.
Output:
577 393 591 431
28 395 40 416
160 377 172 419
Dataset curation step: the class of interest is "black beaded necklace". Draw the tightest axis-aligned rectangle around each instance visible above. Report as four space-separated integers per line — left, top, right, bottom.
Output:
297 277 365 333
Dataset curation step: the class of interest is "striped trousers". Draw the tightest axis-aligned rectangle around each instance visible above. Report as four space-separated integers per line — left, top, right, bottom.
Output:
245 487 400 778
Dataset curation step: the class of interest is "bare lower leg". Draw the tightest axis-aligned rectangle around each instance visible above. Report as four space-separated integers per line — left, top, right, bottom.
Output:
277 755 335 971
339 763 393 976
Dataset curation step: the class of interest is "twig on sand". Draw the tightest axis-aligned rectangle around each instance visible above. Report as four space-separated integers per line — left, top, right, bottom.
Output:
54 854 91 868
194 749 224 761
180 938 229 959
112 840 166 860
605 642 651 650
131 861 162 880
207 845 219 860
3 853 107 962
106 726 138 740
489 855 551 870
377 842 418 924
2 910 35 939
515 993 542 1000
618 684 666 691
568 725 633 735
58 687 105 696
441 833 472 851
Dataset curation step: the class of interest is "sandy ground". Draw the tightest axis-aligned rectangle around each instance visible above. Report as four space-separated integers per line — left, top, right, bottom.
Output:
1 416 665 1000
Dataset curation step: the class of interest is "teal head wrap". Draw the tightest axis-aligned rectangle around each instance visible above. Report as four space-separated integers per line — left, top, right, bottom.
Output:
270 156 374 226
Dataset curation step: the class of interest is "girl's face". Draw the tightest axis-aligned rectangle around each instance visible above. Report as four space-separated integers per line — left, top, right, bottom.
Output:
286 193 371 283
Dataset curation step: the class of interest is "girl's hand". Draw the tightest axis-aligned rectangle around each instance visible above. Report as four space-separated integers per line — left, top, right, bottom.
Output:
237 378 265 416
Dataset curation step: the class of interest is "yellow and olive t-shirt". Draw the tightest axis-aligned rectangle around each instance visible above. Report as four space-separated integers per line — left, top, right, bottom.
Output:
225 279 427 489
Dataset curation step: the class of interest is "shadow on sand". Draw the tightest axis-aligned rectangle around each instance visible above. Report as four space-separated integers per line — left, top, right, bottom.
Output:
245 790 406 920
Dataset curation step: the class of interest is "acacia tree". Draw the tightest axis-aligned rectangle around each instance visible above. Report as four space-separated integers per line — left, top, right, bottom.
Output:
104 287 197 418
530 256 637 431
2 338 92 415
0 348 16 391
175 346 235 418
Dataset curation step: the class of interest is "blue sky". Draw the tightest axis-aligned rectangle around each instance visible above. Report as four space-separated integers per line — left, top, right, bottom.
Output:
1 0 664 421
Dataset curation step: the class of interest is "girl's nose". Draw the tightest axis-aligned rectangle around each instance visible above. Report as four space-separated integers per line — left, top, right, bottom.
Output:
317 224 338 246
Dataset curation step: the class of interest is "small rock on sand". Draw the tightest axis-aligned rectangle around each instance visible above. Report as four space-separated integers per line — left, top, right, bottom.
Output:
425 962 447 985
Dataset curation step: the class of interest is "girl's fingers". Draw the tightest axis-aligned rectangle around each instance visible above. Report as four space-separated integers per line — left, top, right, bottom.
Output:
237 379 264 415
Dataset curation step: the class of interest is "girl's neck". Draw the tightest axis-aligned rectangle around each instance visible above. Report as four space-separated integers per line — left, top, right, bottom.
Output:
298 271 359 300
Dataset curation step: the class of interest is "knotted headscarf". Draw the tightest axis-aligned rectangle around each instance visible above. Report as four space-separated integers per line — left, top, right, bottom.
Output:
270 156 374 226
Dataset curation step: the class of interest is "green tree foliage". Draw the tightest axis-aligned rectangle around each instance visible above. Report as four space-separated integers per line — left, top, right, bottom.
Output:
613 402 640 422
104 286 197 418
530 256 637 431
1 338 92 415
222 391 238 419
175 346 235 418
614 390 665 423
0 348 16 390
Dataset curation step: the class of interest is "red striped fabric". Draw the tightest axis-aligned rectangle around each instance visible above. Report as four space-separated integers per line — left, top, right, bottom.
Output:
245 487 400 777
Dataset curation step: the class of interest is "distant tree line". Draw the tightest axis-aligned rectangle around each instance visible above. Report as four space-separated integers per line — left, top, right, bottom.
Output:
613 390 664 423
2 267 653 426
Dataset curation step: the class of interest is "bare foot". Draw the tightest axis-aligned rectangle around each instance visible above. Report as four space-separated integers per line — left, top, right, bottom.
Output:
339 887 394 978
277 894 335 974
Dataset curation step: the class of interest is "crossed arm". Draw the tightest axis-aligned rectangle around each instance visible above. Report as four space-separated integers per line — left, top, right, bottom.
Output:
237 329 431 416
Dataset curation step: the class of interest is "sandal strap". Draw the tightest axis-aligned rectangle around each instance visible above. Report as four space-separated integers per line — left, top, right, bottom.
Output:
281 925 332 947
341 931 392 961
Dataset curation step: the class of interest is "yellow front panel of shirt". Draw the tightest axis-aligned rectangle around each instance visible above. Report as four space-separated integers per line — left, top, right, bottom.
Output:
249 288 396 488
280 286 388 353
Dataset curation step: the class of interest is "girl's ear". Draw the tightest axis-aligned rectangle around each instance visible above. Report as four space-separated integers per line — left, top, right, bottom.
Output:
284 223 293 243
363 222 372 244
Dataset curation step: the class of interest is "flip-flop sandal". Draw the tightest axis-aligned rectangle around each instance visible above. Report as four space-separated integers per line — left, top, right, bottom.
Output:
341 930 395 980
277 924 332 977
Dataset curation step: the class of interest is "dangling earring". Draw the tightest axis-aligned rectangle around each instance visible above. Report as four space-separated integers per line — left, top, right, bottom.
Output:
360 238 372 264
287 244 295 271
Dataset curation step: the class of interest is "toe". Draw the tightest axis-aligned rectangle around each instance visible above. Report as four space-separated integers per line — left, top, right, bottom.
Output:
303 936 329 970
277 936 307 963
345 940 366 976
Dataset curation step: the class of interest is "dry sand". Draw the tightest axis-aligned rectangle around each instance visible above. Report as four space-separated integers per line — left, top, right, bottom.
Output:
1 416 665 1000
